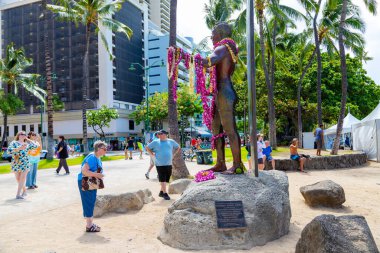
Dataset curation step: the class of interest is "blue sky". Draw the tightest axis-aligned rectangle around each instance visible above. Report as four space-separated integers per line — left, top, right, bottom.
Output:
177 0 380 85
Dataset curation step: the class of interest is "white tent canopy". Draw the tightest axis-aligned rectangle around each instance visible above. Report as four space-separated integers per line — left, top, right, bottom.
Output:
324 113 360 135
352 102 380 162
324 113 360 149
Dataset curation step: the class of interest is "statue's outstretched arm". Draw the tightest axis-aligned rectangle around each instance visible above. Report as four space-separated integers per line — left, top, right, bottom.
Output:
200 46 227 67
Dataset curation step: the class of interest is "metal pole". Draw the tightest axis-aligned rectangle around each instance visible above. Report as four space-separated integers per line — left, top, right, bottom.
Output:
247 0 258 177
40 99 44 148
145 59 150 133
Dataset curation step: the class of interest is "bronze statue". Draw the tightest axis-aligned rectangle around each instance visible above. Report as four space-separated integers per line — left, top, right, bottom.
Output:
199 22 243 174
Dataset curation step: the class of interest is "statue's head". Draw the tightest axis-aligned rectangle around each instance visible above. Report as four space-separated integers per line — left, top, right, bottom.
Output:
211 22 232 45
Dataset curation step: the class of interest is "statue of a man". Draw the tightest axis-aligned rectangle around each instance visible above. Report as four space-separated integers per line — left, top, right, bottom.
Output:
200 22 243 174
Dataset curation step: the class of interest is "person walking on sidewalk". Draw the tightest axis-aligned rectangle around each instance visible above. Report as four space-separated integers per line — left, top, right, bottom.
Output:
125 137 135 160
145 131 159 179
146 130 181 200
56 135 70 174
26 132 42 189
8 131 39 199
315 124 324 156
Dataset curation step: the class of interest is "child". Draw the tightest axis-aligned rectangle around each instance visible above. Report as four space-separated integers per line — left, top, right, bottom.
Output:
290 138 309 172
263 140 275 170
257 134 265 171
137 139 143 159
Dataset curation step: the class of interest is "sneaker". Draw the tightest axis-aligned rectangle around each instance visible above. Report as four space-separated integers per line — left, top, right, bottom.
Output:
16 195 24 200
22 191 27 197
65 172 70 175
159 191 164 198
27 186 35 190
129 157 132 160
55 169 59 174
145 173 149 179
33 185 38 188
163 193 171 200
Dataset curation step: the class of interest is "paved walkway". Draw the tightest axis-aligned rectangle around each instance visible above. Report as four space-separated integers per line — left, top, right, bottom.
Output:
0 157 379 253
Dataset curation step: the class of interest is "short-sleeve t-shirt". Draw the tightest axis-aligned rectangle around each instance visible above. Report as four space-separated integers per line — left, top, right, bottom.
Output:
257 141 265 159
147 139 179 166
78 153 102 181
262 146 272 157
57 141 68 159
315 128 323 141
127 140 134 148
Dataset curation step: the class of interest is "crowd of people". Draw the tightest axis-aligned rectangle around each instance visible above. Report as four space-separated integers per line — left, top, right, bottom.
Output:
7 128 317 232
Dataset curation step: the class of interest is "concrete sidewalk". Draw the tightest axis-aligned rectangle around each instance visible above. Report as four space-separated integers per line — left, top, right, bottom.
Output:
0 155 204 225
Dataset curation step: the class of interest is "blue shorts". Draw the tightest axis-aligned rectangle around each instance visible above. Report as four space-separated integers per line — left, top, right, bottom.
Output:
290 155 300 161
128 147 134 151
266 155 273 161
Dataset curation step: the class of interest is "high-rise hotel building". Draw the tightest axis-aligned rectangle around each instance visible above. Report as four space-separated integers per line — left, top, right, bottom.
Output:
0 0 149 147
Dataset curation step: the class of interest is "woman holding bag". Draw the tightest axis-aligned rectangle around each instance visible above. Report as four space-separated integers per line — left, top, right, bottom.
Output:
78 140 107 232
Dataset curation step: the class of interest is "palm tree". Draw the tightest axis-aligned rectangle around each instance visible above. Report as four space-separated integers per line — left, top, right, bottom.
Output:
0 43 46 149
41 0 55 159
48 0 132 154
331 0 377 155
168 0 190 179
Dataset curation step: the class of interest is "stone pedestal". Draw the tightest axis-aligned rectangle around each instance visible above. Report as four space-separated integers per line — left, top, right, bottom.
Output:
158 171 291 250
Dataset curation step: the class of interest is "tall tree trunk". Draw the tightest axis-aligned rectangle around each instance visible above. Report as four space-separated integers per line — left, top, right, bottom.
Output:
270 20 277 91
314 0 323 126
82 24 90 154
168 0 189 179
257 8 276 148
297 48 317 148
1 114 7 149
42 0 55 159
331 0 348 155
0 84 10 149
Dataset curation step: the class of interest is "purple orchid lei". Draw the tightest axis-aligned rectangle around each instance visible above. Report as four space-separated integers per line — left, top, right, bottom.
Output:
194 170 216 182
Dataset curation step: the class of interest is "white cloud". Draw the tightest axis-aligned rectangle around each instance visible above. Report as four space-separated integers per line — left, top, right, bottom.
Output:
177 0 380 84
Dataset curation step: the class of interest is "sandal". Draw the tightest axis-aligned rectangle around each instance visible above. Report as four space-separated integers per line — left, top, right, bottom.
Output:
86 224 101 232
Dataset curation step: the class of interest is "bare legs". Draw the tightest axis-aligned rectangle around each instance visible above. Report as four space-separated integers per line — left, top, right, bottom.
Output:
300 157 306 172
160 182 167 193
15 171 28 198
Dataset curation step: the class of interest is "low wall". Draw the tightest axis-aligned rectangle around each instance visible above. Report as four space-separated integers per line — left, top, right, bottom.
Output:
265 153 367 171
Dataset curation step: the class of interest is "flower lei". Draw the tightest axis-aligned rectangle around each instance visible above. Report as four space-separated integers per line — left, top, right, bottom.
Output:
211 132 226 150
194 170 216 182
166 38 238 136
167 47 190 101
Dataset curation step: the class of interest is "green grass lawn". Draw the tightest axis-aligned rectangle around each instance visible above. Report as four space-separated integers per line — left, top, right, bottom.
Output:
0 155 125 175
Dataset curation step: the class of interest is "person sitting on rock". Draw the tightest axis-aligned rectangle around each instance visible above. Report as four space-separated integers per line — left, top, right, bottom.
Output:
290 138 309 173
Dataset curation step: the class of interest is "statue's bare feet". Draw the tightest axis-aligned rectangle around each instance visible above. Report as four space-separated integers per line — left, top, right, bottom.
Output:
208 164 227 172
222 163 245 175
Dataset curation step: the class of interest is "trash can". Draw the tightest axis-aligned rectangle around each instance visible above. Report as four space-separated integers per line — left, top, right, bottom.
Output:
203 150 213 165
195 151 204 164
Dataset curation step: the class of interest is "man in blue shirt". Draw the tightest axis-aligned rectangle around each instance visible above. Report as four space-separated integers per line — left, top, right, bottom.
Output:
146 129 181 200
315 124 324 156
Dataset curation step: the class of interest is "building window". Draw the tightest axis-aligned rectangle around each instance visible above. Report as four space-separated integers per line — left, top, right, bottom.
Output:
148 47 159 50
30 125 34 132
38 124 42 134
0 127 1 136
149 83 160 86
6 127 9 137
149 74 160 77
129 120 135 130
14 126 19 135
149 56 160 59
148 38 159 42
22 125 26 131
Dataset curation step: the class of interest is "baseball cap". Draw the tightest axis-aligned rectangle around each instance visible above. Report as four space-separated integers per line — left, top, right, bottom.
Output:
158 129 169 135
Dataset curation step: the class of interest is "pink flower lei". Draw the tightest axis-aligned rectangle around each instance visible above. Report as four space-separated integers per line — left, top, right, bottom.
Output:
211 132 226 150
167 47 191 101
194 170 216 182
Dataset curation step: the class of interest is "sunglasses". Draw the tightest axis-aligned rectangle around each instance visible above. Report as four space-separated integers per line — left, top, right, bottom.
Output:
19 133 26 136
